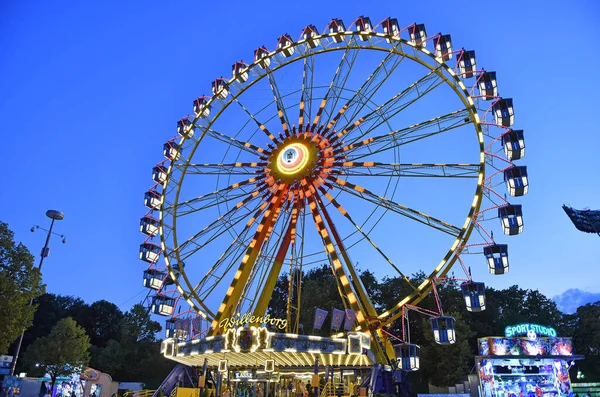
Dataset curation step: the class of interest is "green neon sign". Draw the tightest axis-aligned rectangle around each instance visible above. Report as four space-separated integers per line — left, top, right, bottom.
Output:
504 323 557 338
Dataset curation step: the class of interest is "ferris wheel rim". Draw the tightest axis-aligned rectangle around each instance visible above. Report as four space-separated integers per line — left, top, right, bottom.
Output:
158 30 486 326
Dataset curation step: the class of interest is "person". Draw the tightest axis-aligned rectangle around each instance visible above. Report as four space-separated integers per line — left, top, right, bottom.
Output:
296 382 304 397
306 382 311 397
287 381 293 397
586 392 591 397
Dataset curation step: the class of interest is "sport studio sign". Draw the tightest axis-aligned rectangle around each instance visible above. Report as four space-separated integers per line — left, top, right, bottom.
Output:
504 323 557 339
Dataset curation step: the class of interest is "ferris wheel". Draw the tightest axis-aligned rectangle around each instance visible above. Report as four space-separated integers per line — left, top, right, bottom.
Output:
139 16 528 367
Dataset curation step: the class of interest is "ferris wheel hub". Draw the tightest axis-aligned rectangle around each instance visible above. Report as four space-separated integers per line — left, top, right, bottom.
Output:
267 132 322 183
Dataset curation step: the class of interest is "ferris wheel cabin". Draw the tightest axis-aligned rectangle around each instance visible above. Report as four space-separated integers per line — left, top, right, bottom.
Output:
434 34 453 62
165 318 177 339
477 71 498 99
163 141 181 161
354 16 373 41
193 96 211 118
151 295 176 316
458 50 477 78
232 61 249 83
498 204 524 235
152 164 168 184
394 343 420 371
277 34 295 57
212 78 229 100
301 25 320 48
327 19 346 43
501 129 525 161
461 281 486 312
254 46 270 69
409 23 427 48
140 215 160 237
381 17 399 43
143 268 166 290
144 189 161 210
504 166 529 197
139 242 161 264
430 316 456 345
493 98 514 127
483 243 509 275
176 118 193 138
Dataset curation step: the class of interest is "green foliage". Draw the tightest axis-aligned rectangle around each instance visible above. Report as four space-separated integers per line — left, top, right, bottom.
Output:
0 221 45 354
23 317 91 388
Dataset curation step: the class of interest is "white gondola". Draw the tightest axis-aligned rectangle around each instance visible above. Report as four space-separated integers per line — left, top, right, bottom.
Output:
484 244 509 275
501 129 525 161
232 61 249 83
193 96 211 118
477 71 497 99
434 34 453 62
381 17 399 43
152 164 168 184
354 16 372 42
504 166 528 197
144 190 161 210
140 215 160 236
409 23 427 48
458 50 476 78
140 242 161 263
327 19 346 43
176 118 193 138
498 204 524 235
301 25 320 48
493 98 514 127
254 46 270 69
394 343 420 371
212 78 228 100
152 295 175 316
143 268 166 290
163 141 181 160
277 34 295 57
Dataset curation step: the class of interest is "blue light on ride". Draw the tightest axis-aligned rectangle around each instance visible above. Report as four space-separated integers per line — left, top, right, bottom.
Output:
152 295 176 316
461 281 486 312
458 50 476 78
477 71 497 99
498 204 524 235
143 268 166 290
504 166 529 197
140 242 161 264
493 98 514 127
394 343 420 371
483 244 509 275
430 316 456 344
501 129 525 161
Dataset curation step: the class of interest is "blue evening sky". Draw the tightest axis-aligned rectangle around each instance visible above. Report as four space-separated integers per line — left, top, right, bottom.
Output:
1 1 599 316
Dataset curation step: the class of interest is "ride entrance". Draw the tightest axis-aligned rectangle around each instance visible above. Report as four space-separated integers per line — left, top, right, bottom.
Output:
139 16 528 397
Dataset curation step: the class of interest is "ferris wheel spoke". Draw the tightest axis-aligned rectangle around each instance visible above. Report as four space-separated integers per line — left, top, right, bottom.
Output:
298 56 315 133
232 96 280 143
265 68 292 136
337 162 480 178
184 162 267 176
312 41 360 129
323 43 405 135
168 176 264 217
316 185 418 292
334 66 445 145
327 176 462 237
205 128 269 158
343 108 471 160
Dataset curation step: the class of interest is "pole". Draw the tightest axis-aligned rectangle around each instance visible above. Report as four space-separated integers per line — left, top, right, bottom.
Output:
10 212 61 376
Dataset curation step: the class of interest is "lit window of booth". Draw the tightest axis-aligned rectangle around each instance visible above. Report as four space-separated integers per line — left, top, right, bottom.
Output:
501 129 525 161
483 243 509 275
394 343 420 371
461 281 486 312
493 98 515 127
327 19 346 43
143 268 165 290
139 242 161 264
430 316 456 345
477 71 497 99
409 24 427 48
458 50 476 78
498 204 523 235
504 166 529 197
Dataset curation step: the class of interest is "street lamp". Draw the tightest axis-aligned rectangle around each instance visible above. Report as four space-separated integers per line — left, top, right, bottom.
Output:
10 210 65 376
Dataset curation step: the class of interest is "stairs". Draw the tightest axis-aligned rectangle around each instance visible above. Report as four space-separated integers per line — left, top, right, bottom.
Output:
320 382 349 397
152 365 196 397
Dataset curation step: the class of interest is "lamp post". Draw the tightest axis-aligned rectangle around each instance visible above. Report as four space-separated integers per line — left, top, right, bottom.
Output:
9 210 65 376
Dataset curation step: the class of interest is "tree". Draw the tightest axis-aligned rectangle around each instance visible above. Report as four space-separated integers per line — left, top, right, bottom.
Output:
83 300 123 347
24 317 91 392
572 301 600 381
0 221 45 354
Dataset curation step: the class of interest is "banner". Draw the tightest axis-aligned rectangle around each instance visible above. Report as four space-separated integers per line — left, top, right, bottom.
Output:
330 308 345 331
175 318 191 340
192 315 203 334
343 309 357 331
313 308 328 331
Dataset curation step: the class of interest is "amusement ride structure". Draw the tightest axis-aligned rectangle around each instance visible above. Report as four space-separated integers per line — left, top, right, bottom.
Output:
138 16 529 395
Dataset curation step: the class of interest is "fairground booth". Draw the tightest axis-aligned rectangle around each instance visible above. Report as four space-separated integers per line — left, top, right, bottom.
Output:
477 323 583 397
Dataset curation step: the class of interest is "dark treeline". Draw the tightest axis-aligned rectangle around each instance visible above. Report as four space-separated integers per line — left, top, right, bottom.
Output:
268 265 600 390
11 295 173 388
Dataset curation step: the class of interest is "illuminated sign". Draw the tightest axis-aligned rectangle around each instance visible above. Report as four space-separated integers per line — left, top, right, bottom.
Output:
219 312 287 330
234 371 255 380
504 323 557 338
